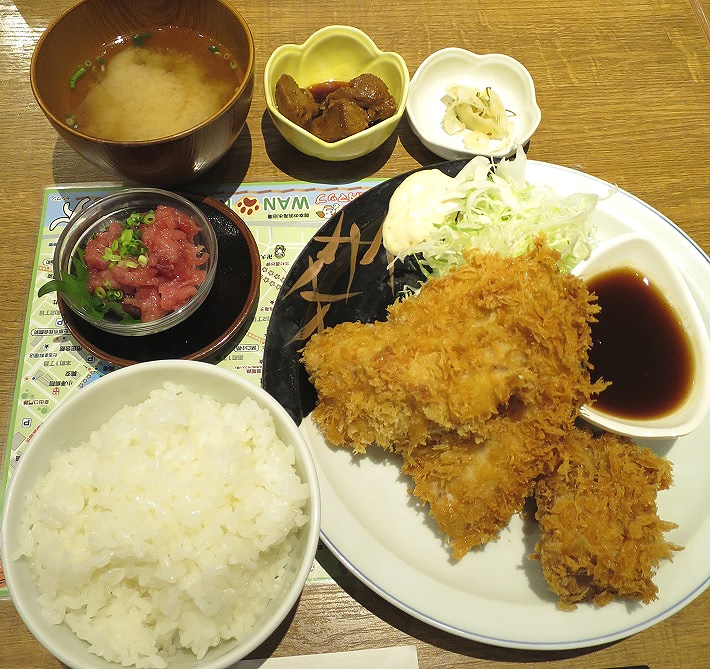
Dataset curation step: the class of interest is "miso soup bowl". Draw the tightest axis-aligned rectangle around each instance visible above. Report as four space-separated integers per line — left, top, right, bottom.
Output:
30 0 255 186
264 25 409 161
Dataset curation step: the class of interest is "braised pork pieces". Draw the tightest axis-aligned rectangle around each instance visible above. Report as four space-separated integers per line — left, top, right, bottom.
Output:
275 73 397 142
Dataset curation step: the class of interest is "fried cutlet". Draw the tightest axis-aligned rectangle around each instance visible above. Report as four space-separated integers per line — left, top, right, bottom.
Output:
302 240 607 554
402 402 566 558
301 238 681 607
302 240 603 456
533 429 680 609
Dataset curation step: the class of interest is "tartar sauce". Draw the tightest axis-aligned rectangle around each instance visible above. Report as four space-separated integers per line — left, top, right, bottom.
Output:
382 169 458 255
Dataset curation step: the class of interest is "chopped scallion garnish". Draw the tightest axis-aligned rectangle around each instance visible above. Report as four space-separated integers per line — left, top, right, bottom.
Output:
36 248 139 323
133 32 151 47
69 66 86 89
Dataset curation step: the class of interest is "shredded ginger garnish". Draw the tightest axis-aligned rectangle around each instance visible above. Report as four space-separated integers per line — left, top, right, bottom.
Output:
442 84 512 149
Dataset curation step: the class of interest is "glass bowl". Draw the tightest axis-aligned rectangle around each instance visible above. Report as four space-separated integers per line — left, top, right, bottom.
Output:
51 188 218 336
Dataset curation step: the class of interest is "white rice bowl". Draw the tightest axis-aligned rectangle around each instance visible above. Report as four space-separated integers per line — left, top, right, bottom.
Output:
1 361 320 669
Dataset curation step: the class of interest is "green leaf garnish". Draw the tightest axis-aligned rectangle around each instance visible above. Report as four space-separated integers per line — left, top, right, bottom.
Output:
38 248 139 324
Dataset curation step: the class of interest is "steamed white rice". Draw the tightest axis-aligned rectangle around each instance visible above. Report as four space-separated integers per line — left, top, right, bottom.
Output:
15 382 309 668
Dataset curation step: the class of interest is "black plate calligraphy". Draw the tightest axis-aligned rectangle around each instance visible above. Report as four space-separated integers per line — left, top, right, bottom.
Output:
262 160 467 421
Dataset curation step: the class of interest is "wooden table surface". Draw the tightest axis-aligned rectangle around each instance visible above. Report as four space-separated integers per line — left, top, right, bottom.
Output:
1 1 709 667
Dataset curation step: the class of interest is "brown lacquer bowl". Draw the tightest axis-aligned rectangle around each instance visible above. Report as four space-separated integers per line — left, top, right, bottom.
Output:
30 0 255 186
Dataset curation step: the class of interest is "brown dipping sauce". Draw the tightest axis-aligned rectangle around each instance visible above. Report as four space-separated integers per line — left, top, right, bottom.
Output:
588 266 694 419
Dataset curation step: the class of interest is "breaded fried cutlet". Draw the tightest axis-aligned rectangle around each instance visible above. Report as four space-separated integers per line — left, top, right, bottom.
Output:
402 401 566 558
302 240 609 556
302 240 603 456
533 429 680 609
301 238 681 607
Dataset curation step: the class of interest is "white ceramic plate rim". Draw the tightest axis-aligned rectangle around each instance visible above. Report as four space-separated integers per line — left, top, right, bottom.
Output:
298 160 710 650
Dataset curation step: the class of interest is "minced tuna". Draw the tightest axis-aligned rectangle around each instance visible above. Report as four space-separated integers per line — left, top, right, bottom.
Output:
84 205 208 322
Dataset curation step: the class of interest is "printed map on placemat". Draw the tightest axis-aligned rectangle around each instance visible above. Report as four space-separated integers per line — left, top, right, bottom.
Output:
0 178 381 596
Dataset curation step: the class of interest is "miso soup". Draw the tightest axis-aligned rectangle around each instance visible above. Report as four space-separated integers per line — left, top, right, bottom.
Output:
65 27 243 141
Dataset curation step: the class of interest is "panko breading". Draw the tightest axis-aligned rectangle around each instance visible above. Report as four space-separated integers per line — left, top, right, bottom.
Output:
402 404 565 558
533 429 680 609
301 239 679 607
303 241 604 552
302 241 602 456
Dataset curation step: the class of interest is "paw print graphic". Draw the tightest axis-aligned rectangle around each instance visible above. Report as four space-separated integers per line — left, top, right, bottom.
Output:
235 195 259 216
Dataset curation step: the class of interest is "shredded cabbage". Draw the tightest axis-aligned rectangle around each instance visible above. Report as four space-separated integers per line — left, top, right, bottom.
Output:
392 147 599 282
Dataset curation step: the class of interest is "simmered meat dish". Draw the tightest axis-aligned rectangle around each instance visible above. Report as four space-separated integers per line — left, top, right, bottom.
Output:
273 73 320 129
275 73 397 142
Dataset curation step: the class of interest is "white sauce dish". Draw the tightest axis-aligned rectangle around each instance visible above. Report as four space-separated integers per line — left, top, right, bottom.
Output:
573 233 710 439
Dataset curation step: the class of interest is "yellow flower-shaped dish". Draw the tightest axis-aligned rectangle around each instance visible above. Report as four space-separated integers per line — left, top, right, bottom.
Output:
264 25 409 161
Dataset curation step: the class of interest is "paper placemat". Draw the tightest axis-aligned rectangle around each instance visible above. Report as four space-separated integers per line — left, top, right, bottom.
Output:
0 177 381 597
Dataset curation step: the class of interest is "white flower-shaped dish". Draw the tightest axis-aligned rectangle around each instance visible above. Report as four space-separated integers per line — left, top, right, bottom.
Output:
406 48 541 160
573 233 710 439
